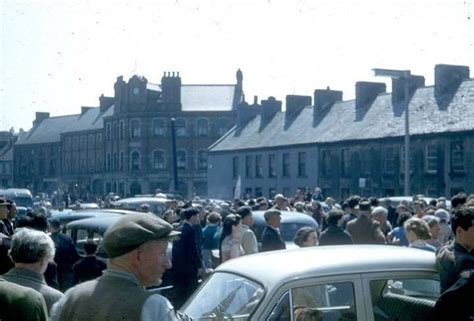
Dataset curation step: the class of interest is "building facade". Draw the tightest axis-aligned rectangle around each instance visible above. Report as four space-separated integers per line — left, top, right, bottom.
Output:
208 64 474 200
13 70 243 198
0 131 20 188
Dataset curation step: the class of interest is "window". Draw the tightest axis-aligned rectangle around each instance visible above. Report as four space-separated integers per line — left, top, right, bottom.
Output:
113 122 119 140
130 119 141 138
341 149 350 176
152 150 165 170
88 134 94 148
106 123 111 141
88 157 93 172
130 151 140 171
425 145 438 173
268 154 277 178
450 141 464 173
255 187 263 197
119 151 124 171
153 119 165 136
197 150 208 170
255 155 263 178
119 120 125 139
49 159 56 176
269 188 276 199
298 152 307 177
197 119 209 137
232 156 239 179
268 282 358 321
282 153 290 177
175 119 186 137
384 147 396 174
106 153 111 172
96 134 102 147
113 152 118 171
217 118 230 136
322 150 331 176
244 188 253 199
245 155 252 178
369 277 439 321
177 150 187 169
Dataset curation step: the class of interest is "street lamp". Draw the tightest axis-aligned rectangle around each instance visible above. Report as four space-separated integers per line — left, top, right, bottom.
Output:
372 68 411 196
170 118 178 193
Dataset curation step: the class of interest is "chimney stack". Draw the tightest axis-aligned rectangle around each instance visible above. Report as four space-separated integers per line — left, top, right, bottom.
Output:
355 81 386 109
237 102 261 127
391 75 425 106
286 95 311 121
313 87 343 116
33 112 50 127
435 64 470 98
260 96 282 125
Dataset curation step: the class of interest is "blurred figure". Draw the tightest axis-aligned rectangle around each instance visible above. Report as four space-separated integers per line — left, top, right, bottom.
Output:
434 209 453 244
387 212 412 246
237 206 258 255
3 228 63 314
319 209 353 246
293 227 318 247
422 215 442 249
261 210 286 252
219 214 243 263
72 239 106 285
0 279 48 321
404 217 436 252
347 200 385 245
201 212 221 269
371 206 392 237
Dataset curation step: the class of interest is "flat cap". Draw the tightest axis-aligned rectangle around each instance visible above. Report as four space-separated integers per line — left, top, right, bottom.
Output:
264 209 282 220
104 213 180 258
358 200 371 211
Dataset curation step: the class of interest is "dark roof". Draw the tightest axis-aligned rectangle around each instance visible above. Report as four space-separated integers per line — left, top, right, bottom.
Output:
210 79 474 152
181 85 236 111
16 105 114 145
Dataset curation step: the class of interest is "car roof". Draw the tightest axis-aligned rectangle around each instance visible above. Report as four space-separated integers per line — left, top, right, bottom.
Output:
252 210 317 225
51 209 139 224
66 214 125 234
216 245 437 287
114 197 168 204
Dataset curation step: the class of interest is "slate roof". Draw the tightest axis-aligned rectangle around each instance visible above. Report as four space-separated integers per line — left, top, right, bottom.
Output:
210 79 474 152
181 85 236 111
16 105 114 145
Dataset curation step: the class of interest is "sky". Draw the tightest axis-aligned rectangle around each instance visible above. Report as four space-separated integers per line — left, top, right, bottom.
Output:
1 0 473 132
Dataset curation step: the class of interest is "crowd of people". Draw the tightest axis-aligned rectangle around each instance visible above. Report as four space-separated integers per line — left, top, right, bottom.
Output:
0 188 473 320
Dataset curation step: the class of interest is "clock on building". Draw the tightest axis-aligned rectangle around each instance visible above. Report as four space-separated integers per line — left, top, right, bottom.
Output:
133 87 139 95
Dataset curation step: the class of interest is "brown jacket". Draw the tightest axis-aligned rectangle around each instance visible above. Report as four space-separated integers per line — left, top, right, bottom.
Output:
346 215 386 245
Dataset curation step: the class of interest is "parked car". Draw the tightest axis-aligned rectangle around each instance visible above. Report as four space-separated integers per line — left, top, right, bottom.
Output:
112 196 168 215
378 196 451 210
68 202 100 210
50 209 139 230
0 188 33 218
180 245 440 321
252 210 318 249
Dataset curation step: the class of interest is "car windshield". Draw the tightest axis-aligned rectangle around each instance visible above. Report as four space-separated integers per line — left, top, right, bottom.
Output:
12 196 33 208
279 222 314 242
182 272 264 320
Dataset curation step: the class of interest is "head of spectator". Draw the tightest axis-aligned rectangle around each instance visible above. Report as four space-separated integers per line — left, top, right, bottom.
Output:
326 209 345 227
48 218 61 233
9 227 55 274
259 201 269 211
274 194 286 207
75 200 82 210
451 193 468 210
422 215 441 240
220 214 241 241
264 210 282 229
0 198 9 220
182 207 200 225
103 213 179 287
372 206 388 225
451 207 474 251
434 209 450 224
414 200 426 217
347 195 361 212
404 217 432 243
369 197 379 208
6 199 16 220
237 206 253 227
138 203 151 213
293 227 318 247
83 239 99 256
17 211 49 232
325 197 335 207
396 203 409 215
357 199 371 217
294 202 306 213
206 212 222 226
429 199 438 208
397 211 412 228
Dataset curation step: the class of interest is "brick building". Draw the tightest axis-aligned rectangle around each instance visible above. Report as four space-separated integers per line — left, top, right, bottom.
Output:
14 70 243 198
208 64 474 200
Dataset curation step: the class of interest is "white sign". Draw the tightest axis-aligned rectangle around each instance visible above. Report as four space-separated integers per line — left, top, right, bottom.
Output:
359 178 366 188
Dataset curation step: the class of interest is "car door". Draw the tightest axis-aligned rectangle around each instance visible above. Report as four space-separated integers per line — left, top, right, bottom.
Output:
361 271 440 321
259 274 367 321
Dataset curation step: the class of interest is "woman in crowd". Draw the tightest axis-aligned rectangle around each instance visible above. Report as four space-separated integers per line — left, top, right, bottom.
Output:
293 227 318 247
422 215 442 249
202 212 222 269
434 209 453 244
404 217 436 252
387 212 412 246
219 214 243 263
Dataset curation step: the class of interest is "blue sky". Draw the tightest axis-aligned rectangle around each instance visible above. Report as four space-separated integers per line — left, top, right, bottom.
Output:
1 0 472 131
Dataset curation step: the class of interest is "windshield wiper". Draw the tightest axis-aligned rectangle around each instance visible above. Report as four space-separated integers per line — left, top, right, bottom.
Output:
176 310 194 321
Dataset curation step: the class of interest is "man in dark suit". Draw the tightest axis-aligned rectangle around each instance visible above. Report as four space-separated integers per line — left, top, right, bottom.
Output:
171 207 203 308
261 210 286 252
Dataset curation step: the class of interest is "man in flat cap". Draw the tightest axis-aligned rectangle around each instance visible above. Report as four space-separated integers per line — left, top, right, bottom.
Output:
346 199 386 245
261 210 286 252
50 213 180 321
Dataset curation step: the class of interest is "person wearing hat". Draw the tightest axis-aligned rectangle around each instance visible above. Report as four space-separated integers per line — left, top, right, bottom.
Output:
261 210 286 252
346 199 386 245
50 213 180 321
272 194 291 211
0 197 14 274
341 195 360 229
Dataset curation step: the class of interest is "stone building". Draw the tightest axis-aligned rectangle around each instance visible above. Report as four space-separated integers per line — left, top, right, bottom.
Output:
13 70 243 198
208 64 474 200
0 130 20 188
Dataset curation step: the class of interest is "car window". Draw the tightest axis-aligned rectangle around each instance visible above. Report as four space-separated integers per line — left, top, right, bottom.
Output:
182 272 264 320
370 278 439 321
268 282 358 321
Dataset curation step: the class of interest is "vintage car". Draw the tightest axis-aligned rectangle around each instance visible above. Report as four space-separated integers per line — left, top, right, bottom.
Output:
378 196 451 210
112 196 168 215
50 208 139 230
252 210 319 249
180 245 439 321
